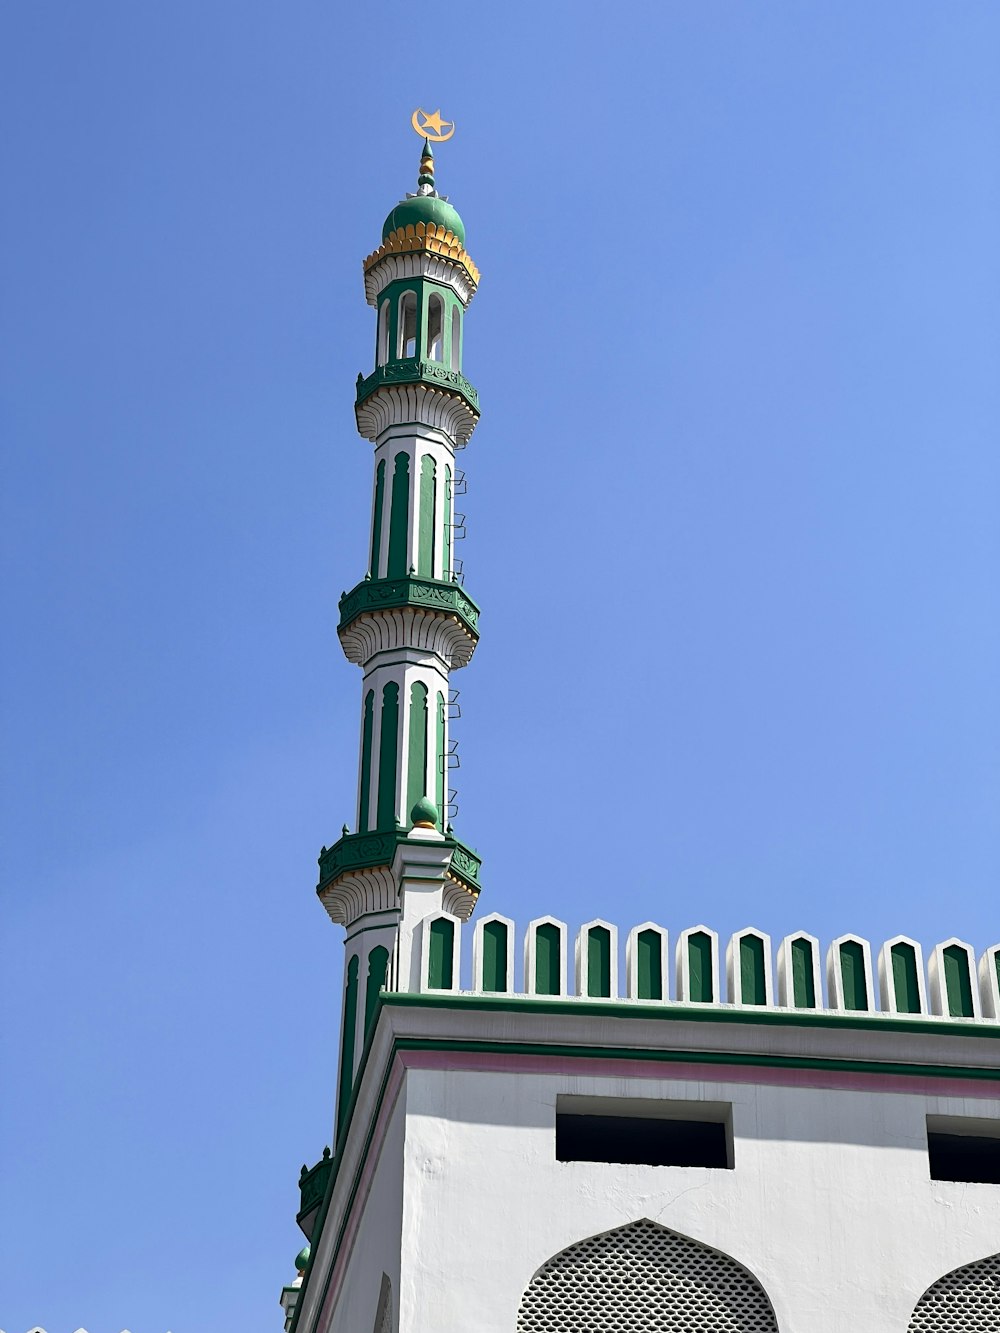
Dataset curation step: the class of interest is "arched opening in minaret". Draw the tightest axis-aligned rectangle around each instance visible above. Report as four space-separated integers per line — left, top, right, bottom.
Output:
337 954 360 1134
427 293 444 361
358 688 375 832
418 455 436 576
450 306 461 371
406 681 429 820
365 946 390 1038
377 299 390 365
397 291 417 358
376 682 400 830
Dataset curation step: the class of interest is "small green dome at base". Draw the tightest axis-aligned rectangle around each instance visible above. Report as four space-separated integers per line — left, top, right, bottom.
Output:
410 797 439 828
382 195 465 245
295 1245 310 1273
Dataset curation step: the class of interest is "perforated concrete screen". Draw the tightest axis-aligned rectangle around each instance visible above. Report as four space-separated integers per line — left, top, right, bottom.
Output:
516 1218 778 1333
909 1253 1000 1330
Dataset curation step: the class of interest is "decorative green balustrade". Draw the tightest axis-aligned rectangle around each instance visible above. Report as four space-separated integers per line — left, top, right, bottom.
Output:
317 829 482 895
338 575 480 636
297 1147 333 1236
356 359 479 411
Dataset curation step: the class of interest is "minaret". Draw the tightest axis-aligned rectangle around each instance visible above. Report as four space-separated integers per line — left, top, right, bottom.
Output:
318 131 483 1135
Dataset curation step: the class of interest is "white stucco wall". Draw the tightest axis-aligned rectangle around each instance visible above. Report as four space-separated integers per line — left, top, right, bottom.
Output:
322 1089 406 1333
398 1067 1000 1333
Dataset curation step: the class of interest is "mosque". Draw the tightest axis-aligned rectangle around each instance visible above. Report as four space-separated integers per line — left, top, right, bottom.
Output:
278 119 1000 1333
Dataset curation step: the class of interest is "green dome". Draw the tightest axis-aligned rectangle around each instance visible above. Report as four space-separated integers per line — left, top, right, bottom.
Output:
382 195 465 245
295 1245 310 1273
410 796 439 828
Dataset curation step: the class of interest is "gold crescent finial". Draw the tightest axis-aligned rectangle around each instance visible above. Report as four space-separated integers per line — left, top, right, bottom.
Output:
411 108 455 143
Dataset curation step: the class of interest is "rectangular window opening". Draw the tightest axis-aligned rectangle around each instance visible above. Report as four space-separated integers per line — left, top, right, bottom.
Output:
556 1097 733 1169
927 1115 1000 1185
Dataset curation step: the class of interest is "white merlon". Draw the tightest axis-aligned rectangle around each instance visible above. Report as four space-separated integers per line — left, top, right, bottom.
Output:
928 938 982 1020
878 935 929 1015
674 925 721 1004
726 927 774 1007
981 943 1000 1019
575 919 619 999
397 914 1000 1022
625 922 669 1001
523 916 569 997
827 933 876 1013
776 930 823 1009
472 912 516 994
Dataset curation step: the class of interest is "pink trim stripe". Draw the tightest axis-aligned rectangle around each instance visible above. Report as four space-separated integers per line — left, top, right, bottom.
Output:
317 1059 405 1330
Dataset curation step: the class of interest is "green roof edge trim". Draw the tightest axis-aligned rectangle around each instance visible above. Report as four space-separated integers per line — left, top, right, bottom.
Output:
338 575 480 638
382 989 1000 1040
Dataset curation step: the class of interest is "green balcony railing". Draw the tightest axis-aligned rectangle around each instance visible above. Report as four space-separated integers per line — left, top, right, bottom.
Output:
318 830 482 895
356 359 479 411
338 575 480 636
297 1147 333 1237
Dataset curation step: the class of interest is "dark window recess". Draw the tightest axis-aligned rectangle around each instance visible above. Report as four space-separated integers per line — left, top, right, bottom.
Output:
556 1114 731 1169
928 1131 1000 1185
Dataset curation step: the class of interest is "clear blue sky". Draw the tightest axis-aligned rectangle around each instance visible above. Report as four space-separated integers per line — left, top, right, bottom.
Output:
2 3 998 1329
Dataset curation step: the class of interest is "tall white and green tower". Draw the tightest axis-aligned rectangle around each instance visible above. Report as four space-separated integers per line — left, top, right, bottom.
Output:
284 122 1000 1333
317 127 483 1138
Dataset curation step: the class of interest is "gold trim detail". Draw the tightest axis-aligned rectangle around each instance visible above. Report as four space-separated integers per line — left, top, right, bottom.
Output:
411 108 455 142
363 223 480 288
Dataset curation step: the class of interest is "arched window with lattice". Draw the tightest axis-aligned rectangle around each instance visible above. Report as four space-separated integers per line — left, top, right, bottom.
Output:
517 1218 779 1333
909 1252 1000 1330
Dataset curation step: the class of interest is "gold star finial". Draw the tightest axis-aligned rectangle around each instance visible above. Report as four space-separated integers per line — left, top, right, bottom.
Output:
411 108 455 142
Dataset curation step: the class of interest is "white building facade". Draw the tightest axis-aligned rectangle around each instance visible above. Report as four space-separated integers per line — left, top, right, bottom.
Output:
280 136 1000 1333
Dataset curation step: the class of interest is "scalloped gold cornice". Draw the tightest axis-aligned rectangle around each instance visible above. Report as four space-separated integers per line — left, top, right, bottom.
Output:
363 223 480 288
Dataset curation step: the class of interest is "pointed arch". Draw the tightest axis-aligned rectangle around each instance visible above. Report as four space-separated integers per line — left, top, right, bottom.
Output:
517 1219 779 1333
364 945 390 1039
406 680 429 819
417 454 436 576
450 304 461 370
397 290 416 358
426 292 444 361
376 682 399 830
370 458 385 575
386 452 410 578
376 299 390 365
337 954 360 1135
358 688 374 832
908 1251 1000 1329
